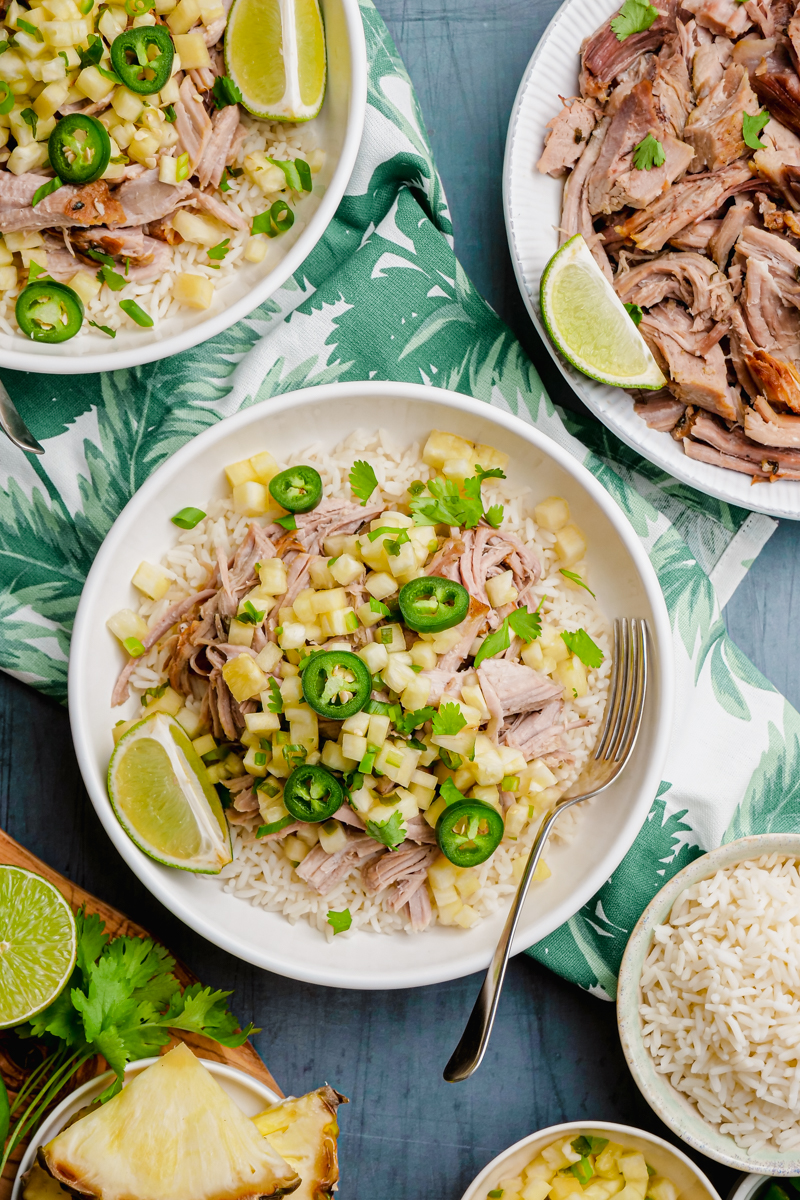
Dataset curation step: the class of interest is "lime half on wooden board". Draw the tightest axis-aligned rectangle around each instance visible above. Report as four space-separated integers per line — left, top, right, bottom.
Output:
0 866 77 1028
540 234 666 390
225 0 326 121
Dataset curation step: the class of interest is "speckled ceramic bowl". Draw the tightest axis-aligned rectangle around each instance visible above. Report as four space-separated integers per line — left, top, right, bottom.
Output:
617 834 800 1175
726 1177 772 1200
459 1120 722 1200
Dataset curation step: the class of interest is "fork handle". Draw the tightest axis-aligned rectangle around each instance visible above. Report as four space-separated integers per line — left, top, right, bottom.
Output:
442 801 565 1083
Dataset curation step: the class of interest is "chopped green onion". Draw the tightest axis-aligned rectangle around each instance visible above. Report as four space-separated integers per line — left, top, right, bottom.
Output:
88 320 115 337
501 775 519 792
251 199 294 238
20 107 38 138
256 815 293 837
119 299 153 327
32 176 62 207
254 751 266 766
17 18 42 38
123 636 145 656
171 506 206 529
175 151 190 182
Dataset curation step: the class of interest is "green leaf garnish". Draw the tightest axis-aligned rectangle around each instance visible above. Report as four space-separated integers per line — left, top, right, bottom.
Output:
326 909 352 935
624 303 643 327
742 109 770 150
266 676 283 713
210 74 243 109
171 507 206 529
236 600 265 626
561 628 604 668
123 636 145 656
275 513 297 531
31 176 62 207
366 810 406 850
431 701 466 737
394 706 435 734
632 132 665 170
610 0 658 40
559 569 596 597
349 458 378 505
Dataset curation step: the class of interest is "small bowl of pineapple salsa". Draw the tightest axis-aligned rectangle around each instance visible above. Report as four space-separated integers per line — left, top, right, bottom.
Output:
460 1123 721 1200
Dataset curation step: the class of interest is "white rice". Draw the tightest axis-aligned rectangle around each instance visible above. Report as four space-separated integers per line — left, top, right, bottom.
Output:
0 113 320 338
639 853 800 1153
127 427 612 939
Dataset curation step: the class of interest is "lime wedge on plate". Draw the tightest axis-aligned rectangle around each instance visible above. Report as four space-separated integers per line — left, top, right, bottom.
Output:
225 0 326 121
540 234 666 390
108 713 232 874
0 866 77 1028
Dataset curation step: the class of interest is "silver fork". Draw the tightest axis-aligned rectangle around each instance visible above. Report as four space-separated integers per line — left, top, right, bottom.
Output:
443 617 649 1083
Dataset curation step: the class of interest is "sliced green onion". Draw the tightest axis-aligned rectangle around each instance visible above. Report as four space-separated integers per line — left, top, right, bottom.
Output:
123 636 145 656
251 199 294 238
32 177 62 207
171 506 206 529
0 81 14 115
175 151 190 182
501 775 519 792
119 299 153 327
256 815 293 837
88 319 115 337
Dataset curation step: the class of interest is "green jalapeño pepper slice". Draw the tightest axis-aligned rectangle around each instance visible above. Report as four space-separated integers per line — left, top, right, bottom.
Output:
436 799 504 868
398 575 469 633
48 114 111 184
110 26 174 94
283 764 343 823
302 650 371 720
16 280 84 343
268 464 323 513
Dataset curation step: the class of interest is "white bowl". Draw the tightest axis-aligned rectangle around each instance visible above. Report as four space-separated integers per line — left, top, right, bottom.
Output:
11 1056 280 1200
68 380 674 989
617 834 800 1174
0 0 366 375
502 0 800 520
727 1177 771 1200
459 1120 722 1200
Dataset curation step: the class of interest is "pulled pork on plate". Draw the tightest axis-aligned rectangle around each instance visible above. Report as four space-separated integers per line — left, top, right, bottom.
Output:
538 0 800 483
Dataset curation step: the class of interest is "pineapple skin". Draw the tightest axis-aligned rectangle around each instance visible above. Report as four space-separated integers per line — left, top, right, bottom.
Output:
252 1086 348 1200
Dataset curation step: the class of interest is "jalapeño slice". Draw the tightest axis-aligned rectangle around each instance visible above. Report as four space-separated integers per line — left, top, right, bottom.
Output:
302 650 371 720
268 464 323 513
398 575 469 633
16 281 84 343
110 26 174 94
436 799 504 868
283 764 343 823
49 114 111 184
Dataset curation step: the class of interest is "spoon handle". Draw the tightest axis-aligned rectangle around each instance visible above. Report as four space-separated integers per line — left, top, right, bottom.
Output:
442 803 562 1083
0 381 43 455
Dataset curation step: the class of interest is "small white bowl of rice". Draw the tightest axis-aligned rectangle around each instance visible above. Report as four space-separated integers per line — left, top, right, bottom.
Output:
69 381 673 989
459 1120 721 1200
618 835 800 1175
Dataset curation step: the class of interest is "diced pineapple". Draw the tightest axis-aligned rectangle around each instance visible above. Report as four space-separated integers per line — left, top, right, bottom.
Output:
107 607 148 643
406 639 435 671
368 713 391 746
619 1155 648 1188
341 732 367 762
470 732 505 786
245 711 280 735
455 872 480 901
231 481 271 519
486 569 518 608
318 819 346 854
473 442 509 472
75 63 115 101
310 559 337 590
498 745 527 775
319 608 357 637
357 641 387 674
171 29 210 67
257 559 288 595
254 644 282 676
453 903 478 928
172 210 228 247
69 269 102 305
436 897 464 926
222 655 265 702
227 619 254 647
225 457 257 487
144 685 183 716
504 804 528 837
428 854 460 890
132 560 171 600
647 1181 677 1200
278 621 306 650
341 710 370 736
329 553 364 586
424 795 448 828
584 1183 623 1200
243 151 285 194
320 740 349 772
595 1145 625 1180
279 675 303 705
243 235 268 264
441 457 472 485
556 655 588 699
554 523 587 567
308 587 347 614
524 1156 556 1184
165 0 199 32
172 272 214 310
541 1143 572 1171
242 745 269 776
549 1178 583 1200
364 571 397 600
429 625 463 655
8 142 47 174
382 657 416 693
422 429 473 468
400 674 430 711
521 639 544 670
283 835 309 863
534 496 570 532
521 1180 552 1200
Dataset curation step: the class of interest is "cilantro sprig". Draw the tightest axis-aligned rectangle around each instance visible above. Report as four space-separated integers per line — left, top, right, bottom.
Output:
366 809 406 850
610 0 658 40
410 464 506 529
394 706 435 734
431 701 466 737
265 676 283 713
474 601 544 668
236 600 265 626
327 909 352 935
632 132 665 170
559 569 596 598
349 459 378 505
0 909 255 1175
742 109 770 150
561 628 604 669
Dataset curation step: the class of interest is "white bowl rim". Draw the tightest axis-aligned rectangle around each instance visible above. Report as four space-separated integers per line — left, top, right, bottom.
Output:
726 1176 770 1200
11 1055 280 1200
459 1119 724 1200
617 833 800 1174
68 379 675 989
501 0 800 523
0 0 367 376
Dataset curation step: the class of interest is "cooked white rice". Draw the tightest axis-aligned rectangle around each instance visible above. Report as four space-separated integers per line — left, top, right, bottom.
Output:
640 853 800 1153
127 427 612 938
0 113 320 339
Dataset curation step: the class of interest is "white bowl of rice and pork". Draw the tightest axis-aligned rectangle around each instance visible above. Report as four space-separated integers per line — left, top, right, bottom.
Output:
69 381 673 989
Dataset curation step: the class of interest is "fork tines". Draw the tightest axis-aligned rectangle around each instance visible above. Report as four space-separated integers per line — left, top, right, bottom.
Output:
594 617 648 764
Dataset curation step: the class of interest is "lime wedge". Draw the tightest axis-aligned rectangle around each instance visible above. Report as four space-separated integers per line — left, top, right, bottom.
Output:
225 0 326 121
0 866 77 1029
108 713 232 874
540 234 666 390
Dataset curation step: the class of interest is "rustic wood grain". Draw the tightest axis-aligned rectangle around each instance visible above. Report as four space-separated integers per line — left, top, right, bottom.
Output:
0 827 281 1200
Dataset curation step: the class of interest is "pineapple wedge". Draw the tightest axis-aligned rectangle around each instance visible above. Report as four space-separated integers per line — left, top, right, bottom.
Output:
40 1044 300 1200
253 1087 347 1200
23 1163 68 1200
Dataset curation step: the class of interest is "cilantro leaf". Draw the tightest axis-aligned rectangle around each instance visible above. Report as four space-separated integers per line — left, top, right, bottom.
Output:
394 706 435 734
88 319 115 338
484 504 504 528
632 132 665 170
624 303 643 327
97 262 126 291
410 475 483 529
366 810 406 850
431 701 467 737
559 569 596 598
236 600 265 626
440 777 466 806
508 603 543 644
207 238 230 264
474 617 511 668
266 676 283 713
210 74 243 109
561 628 604 668
349 459 378 505
385 528 409 556
275 513 297 531
743 109 770 150
78 33 103 67
327 909 352 935
161 983 255 1047
610 0 658 40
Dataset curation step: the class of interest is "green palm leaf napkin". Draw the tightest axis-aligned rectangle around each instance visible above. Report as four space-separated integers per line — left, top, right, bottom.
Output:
0 0 794 998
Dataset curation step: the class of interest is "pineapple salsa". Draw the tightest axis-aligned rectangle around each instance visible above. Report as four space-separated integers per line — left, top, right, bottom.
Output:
106 427 612 936
489 1136 682 1200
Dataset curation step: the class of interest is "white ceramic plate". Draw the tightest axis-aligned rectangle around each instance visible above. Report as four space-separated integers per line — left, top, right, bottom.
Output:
11 1056 280 1200
459 1120 722 1200
68 380 674 990
503 0 800 521
0 0 366 375
617 833 800 1173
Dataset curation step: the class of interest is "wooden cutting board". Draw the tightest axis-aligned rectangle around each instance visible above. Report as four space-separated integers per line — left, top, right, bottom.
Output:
0 828 281 1200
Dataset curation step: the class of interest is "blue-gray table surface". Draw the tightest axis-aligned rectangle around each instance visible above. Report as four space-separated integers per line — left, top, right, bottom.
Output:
3 0 797 1195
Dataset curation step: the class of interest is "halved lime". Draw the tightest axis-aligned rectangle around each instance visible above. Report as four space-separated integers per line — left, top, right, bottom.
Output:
225 0 326 121
0 866 77 1029
108 713 232 874
540 234 666 390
